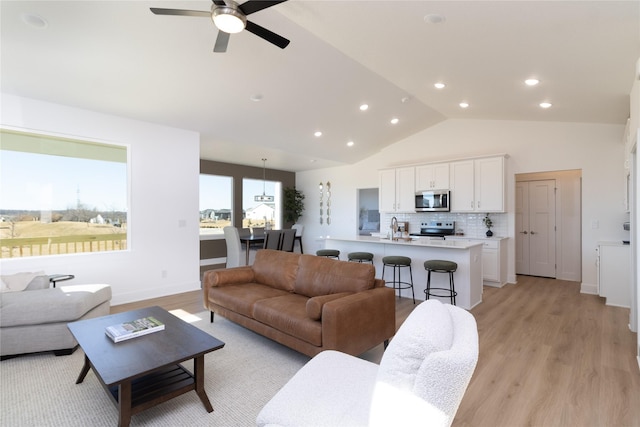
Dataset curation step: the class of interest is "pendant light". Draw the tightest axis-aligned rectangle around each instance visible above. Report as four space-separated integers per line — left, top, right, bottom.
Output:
254 158 274 202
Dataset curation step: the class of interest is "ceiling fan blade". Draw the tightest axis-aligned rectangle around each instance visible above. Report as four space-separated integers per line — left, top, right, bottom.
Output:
212 0 227 5
239 0 288 16
245 20 290 49
150 8 211 17
214 31 230 53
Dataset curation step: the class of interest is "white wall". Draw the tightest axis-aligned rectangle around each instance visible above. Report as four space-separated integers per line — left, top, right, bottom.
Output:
296 119 626 290
0 94 201 305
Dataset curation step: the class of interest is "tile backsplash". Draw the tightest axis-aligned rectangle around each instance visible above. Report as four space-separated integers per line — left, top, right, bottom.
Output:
380 212 507 239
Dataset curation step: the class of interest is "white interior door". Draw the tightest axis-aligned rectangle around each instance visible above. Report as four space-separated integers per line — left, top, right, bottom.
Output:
516 180 557 278
529 180 556 277
515 182 530 274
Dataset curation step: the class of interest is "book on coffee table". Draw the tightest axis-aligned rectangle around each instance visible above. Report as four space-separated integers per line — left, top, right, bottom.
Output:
105 316 165 342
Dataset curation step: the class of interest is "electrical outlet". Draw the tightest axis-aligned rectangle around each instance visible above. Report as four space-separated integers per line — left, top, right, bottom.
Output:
591 220 599 229
161 270 167 279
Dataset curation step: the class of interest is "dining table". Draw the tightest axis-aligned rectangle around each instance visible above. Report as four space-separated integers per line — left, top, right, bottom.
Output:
239 234 265 265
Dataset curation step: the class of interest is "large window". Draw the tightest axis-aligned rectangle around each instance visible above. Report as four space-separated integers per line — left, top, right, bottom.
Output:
199 174 233 235
242 178 282 230
0 129 128 258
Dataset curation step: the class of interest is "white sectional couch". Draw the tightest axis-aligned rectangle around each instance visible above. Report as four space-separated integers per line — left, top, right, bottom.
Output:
0 273 111 358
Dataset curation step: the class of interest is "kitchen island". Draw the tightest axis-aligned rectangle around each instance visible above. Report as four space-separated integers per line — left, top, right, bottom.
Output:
324 236 483 310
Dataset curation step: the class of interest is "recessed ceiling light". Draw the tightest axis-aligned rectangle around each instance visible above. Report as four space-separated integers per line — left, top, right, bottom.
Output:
314 131 322 137
347 141 355 147
390 118 399 125
459 102 469 109
310 159 316 163
434 82 446 89
250 94 263 102
424 14 446 24
539 102 552 109
21 13 48 29
359 104 369 111
401 96 411 103
525 78 540 86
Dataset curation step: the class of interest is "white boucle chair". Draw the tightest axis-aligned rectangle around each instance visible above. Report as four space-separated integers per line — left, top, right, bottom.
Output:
256 299 479 427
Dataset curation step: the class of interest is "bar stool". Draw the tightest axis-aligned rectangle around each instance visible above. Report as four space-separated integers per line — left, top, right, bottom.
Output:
316 249 340 259
424 260 458 305
348 252 374 263
382 255 415 304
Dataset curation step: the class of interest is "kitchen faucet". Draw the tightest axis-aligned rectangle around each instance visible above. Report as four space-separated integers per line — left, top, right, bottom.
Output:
390 216 398 241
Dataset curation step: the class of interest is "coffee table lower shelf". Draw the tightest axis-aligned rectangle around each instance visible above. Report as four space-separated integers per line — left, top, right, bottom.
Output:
107 364 199 414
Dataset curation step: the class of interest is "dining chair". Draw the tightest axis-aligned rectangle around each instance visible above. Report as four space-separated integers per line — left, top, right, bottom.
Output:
223 226 243 268
263 230 283 250
279 229 297 252
292 224 304 253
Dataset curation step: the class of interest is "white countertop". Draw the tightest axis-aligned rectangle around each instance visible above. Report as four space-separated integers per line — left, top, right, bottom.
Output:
325 235 483 250
446 235 509 241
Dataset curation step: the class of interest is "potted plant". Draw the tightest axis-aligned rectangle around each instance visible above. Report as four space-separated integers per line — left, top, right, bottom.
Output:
283 187 305 224
483 213 493 237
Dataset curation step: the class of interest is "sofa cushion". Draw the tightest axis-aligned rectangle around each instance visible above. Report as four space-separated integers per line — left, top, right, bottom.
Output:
253 294 323 347
207 283 290 318
294 255 375 297
252 250 300 292
376 300 453 393
0 284 112 327
306 292 353 320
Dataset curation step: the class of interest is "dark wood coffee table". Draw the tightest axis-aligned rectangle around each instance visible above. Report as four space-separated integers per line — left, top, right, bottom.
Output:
67 306 225 427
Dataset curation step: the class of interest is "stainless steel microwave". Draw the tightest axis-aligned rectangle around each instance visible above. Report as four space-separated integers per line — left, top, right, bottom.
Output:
415 190 450 212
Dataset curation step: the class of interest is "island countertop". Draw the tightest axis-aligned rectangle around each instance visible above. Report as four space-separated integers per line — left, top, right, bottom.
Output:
326 235 484 250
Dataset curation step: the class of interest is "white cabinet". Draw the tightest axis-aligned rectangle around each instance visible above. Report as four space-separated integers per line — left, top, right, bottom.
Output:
450 156 505 212
415 163 449 190
379 167 415 213
447 237 508 286
597 242 630 307
478 239 507 286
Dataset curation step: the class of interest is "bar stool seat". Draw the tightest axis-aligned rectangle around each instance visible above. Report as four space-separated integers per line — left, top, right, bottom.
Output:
382 255 415 304
424 260 458 305
348 252 374 263
316 249 340 259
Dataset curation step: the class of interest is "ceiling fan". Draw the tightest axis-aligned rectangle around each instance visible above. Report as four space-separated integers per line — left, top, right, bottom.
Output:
150 0 290 53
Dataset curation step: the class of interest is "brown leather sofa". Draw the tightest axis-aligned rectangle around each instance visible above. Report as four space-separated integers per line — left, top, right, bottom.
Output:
203 249 396 357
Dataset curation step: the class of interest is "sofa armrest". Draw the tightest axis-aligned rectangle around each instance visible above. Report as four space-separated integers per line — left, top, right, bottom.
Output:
321 287 396 356
203 267 255 288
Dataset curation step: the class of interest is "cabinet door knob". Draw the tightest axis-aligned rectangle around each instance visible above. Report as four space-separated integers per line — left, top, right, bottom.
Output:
520 231 528 234
530 231 536 235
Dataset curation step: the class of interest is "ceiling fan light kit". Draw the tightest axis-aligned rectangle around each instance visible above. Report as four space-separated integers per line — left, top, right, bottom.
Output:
212 5 246 33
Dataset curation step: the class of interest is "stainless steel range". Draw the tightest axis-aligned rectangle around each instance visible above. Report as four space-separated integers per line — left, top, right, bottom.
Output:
410 221 455 238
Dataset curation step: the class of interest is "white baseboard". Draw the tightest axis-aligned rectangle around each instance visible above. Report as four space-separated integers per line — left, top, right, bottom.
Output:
200 257 225 266
580 282 598 295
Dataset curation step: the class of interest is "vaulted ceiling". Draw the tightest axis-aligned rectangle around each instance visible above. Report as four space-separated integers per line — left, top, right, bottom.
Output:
2 1 638 171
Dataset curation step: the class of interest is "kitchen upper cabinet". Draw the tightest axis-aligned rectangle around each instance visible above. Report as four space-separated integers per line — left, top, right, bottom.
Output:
415 163 449 190
379 167 415 213
450 156 505 212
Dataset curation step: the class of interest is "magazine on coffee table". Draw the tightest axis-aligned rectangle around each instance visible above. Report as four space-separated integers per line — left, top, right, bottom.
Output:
105 316 165 343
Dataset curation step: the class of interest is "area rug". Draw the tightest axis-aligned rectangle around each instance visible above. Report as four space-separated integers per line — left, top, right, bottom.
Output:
0 310 312 426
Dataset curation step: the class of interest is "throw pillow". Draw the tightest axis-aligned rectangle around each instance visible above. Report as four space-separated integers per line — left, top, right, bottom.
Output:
0 271 47 292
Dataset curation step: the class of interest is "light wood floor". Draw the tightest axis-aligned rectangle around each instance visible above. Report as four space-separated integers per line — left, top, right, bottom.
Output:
112 275 640 426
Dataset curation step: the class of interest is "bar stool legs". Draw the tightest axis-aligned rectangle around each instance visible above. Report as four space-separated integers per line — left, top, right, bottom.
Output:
424 260 458 305
382 256 415 304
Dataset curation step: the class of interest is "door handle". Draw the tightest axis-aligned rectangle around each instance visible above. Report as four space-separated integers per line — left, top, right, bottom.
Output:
520 231 528 234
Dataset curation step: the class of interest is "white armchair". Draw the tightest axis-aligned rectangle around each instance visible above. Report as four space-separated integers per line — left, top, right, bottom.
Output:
256 299 479 427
